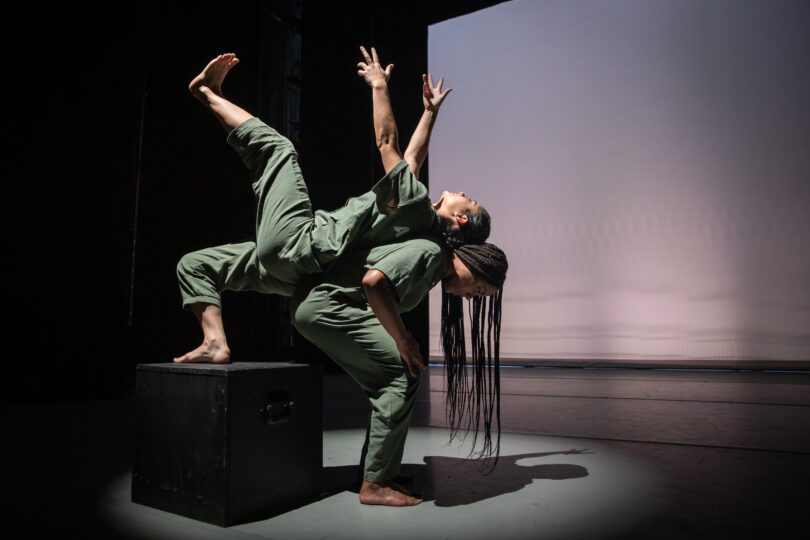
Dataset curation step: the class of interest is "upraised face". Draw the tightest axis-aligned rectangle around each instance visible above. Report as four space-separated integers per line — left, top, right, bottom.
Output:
433 190 482 224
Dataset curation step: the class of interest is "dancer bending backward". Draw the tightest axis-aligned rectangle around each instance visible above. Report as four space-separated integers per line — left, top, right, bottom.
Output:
175 49 490 364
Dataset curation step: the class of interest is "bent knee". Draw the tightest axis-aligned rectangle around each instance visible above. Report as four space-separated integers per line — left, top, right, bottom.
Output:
177 250 208 276
291 298 320 336
256 241 288 271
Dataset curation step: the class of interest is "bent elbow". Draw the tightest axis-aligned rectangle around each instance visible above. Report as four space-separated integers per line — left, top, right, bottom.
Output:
376 135 396 151
362 270 382 289
403 152 420 177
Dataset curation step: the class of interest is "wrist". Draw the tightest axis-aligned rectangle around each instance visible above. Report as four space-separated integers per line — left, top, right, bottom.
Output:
371 81 388 90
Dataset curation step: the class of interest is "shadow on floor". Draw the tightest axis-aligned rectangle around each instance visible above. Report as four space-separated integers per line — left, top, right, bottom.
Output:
330 449 592 506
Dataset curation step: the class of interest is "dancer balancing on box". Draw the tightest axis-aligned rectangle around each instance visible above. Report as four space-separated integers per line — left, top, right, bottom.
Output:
174 50 508 506
175 48 489 364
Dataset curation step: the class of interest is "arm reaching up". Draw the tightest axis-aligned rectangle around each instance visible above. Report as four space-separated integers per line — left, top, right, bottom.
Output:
357 46 403 173
403 73 453 178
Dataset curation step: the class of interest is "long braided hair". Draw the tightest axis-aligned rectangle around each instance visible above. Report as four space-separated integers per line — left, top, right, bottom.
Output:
440 242 508 474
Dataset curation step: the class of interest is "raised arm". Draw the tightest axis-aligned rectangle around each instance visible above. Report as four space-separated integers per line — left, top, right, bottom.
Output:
357 46 403 173
403 74 453 179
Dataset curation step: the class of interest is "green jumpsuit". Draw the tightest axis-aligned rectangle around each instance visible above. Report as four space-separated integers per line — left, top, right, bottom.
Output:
176 117 450 482
291 238 449 482
176 117 441 308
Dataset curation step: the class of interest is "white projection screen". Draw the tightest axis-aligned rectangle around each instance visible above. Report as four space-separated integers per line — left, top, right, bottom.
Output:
427 0 810 367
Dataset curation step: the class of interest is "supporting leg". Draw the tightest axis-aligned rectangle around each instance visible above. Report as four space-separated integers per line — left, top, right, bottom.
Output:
357 411 415 487
356 412 372 485
174 241 295 363
173 303 231 364
292 285 424 506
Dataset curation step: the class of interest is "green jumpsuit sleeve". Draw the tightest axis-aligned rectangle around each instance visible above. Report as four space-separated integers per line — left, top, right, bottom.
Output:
365 238 448 312
354 161 441 251
370 159 429 212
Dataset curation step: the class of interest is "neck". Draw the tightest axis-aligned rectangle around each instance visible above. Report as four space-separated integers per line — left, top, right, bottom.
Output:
443 252 454 277
445 253 466 279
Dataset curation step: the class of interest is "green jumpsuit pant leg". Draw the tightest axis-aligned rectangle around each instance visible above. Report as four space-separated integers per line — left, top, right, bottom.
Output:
225 117 322 284
177 118 322 306
176 241 295 310
291 284 421 483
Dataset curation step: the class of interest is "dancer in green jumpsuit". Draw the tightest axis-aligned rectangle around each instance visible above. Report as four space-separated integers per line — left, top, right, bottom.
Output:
290 238 507 506
174 51 508 506
176 49 487 363
177 47 488 299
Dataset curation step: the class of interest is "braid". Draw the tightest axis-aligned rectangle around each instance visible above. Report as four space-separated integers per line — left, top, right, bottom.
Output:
455 243 507 288
440 242 508 474
441 282 466 438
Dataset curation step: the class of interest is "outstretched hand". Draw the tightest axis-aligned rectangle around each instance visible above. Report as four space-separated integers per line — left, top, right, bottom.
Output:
357 46 393 88
422 74 453 112
396 332 426 378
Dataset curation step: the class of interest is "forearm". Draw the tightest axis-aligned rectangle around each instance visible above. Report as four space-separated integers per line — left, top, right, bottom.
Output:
371 83 399 147
363 277 408 343
361 269 425 376
371 83 403 172
403 108 437 177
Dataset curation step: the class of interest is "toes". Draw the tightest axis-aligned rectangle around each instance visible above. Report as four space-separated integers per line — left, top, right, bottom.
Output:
174 351 195 363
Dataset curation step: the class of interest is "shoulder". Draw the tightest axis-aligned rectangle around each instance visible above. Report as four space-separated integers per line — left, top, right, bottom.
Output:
374 160 429 205
376 159 410 183
393 236 446 255
365 236 448 268
396 237 451 275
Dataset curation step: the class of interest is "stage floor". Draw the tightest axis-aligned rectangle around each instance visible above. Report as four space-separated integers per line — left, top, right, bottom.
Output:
3 367 808 539
98 427 662 540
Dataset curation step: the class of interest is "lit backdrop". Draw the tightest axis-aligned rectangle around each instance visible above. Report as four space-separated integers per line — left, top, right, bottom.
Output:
427 0 810 363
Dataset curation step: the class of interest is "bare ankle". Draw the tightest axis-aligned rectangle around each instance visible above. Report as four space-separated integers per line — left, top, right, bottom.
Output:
190 85 212 104
203 336 228 349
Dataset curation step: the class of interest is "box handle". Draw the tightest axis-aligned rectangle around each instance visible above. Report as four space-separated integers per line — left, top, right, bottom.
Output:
260 389 294 424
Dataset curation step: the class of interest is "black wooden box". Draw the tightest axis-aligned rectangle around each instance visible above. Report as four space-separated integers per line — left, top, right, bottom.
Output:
132 362 322 526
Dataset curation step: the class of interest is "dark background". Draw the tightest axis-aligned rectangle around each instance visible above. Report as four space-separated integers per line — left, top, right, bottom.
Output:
2 1 504 402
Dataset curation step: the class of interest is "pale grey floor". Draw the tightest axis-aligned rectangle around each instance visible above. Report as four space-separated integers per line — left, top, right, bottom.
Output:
3 367 808 539
98 428 662 540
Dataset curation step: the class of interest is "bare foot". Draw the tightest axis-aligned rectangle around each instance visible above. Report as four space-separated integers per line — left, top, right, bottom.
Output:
189 53 239 102
173 338 231 364
358 480 423 506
